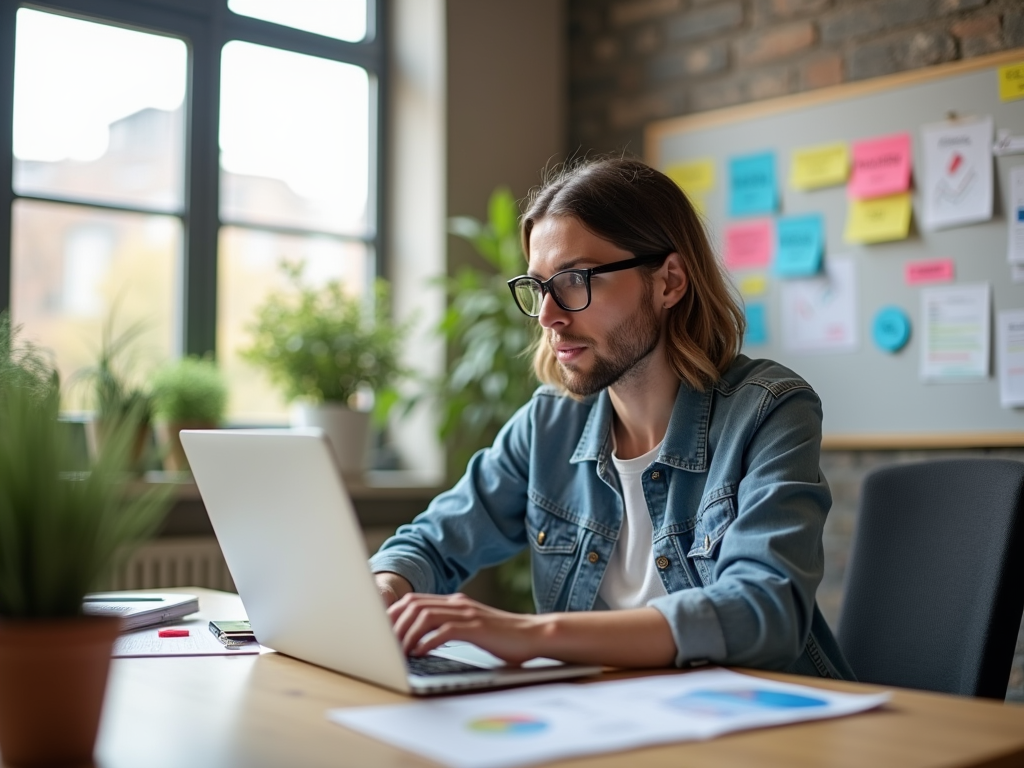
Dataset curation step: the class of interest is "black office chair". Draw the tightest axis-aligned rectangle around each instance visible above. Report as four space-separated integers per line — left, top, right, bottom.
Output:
836 458 1024 699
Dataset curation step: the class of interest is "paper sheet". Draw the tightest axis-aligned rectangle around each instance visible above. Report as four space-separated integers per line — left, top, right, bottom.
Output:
1008 165 1024 264
920 116 993 231
848 133 912 200
728 152 777 216
112 615 262 657
844 193 912 244
780 257 858 354
790 142 849 190
328 669 889 768
998 310 1024 408
919 284 990 381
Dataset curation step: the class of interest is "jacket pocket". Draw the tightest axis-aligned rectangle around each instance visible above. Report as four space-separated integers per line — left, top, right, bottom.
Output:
525 506 580 613
686 491 737 586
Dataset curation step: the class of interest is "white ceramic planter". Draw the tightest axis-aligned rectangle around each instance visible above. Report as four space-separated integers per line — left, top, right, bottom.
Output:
289 402 371 478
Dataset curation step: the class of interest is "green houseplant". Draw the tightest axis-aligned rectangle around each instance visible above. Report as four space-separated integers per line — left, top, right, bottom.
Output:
241 262 408 477
441 187 538 612
0 313 173 766
151 356 229 472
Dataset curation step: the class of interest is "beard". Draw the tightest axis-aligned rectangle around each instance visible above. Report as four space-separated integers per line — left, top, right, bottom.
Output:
552 287 662 397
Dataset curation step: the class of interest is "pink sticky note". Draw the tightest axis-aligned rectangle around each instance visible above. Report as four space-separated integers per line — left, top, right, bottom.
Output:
724 219 774 271
905 258 955 285
848 133 912 199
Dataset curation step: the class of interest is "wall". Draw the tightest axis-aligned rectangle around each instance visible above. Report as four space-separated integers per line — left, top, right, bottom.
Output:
567 0 1024 701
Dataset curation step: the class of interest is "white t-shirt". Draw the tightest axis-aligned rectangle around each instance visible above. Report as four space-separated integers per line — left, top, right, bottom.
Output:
597 440 670 610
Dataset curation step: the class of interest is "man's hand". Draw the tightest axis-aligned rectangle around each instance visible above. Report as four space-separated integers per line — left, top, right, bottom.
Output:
386 592 544 666
374 572 414 608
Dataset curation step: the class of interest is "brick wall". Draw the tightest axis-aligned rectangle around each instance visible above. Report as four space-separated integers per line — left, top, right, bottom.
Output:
567 0 1024 703
568 0 1024 154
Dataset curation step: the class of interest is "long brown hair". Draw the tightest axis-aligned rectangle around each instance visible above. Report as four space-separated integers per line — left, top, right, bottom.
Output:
522 156 745 393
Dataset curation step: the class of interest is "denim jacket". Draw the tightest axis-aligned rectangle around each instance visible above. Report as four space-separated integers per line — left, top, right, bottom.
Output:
370 355 855 680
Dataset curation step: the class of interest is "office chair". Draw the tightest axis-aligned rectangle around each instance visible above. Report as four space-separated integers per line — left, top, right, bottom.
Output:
836 458 1024 699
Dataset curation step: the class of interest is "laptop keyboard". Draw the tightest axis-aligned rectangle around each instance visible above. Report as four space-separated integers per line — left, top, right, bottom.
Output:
406 654 492 677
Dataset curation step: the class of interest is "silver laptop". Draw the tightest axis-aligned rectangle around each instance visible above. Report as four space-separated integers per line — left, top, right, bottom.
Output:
179 428 601 695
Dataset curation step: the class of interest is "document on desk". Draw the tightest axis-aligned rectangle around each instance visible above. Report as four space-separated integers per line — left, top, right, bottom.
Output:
328 669 890 768
112 617 261 658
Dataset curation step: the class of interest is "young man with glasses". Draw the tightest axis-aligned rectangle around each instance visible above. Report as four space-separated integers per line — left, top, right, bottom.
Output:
372 157 853 679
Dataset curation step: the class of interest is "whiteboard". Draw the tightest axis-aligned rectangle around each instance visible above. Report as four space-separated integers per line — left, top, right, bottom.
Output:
646 50 1024 448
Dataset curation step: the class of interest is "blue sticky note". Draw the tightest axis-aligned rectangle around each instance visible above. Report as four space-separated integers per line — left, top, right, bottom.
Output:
745 303 768 346
872 306 911 353
729 152 778 216
776 214 824 277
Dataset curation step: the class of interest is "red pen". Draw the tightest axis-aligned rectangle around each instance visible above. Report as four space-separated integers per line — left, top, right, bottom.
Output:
158 628 190 638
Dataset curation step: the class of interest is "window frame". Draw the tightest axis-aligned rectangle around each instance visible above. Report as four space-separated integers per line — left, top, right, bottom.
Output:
0 0 387 358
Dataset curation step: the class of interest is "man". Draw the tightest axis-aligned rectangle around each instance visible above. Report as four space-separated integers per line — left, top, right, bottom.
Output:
371 157 853 679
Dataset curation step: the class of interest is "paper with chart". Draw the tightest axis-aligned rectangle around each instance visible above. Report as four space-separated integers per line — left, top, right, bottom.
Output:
780 257 858 353
920 284 990 381
998 310 1024 408
920 116 993 231
328 669 889 768
1009 165 1024 264
112 615 262 657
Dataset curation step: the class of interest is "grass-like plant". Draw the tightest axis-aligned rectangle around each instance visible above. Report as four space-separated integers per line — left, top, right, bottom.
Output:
0 317 173 618
151 357 228 425
241 262 408 418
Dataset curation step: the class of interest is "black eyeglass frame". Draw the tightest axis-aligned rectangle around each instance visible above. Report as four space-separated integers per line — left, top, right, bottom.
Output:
506 252 671 317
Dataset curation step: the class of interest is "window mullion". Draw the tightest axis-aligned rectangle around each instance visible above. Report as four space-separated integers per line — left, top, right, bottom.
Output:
0 0 17 312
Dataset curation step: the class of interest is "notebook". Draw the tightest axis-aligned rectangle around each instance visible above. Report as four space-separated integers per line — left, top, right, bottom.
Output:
179 428 602 696
83 592 199 631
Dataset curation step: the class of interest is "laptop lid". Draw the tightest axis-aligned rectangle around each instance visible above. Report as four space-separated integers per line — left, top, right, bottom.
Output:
180 429 601 695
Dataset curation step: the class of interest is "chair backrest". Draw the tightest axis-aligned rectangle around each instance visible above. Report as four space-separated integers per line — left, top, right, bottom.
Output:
837 458 1024 699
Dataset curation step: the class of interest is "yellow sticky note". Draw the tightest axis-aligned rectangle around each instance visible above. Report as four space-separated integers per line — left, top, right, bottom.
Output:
665 159 715 194
689 192 707 216
739 274 768 296
999 63 1024 102
790 143 849 190
844 192 912 244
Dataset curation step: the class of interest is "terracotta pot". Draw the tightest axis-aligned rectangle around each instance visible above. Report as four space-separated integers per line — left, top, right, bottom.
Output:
159 420 217 472
0 616 121 766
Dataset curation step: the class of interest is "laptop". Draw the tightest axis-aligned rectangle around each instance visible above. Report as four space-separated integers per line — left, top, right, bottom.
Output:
179 428 602 695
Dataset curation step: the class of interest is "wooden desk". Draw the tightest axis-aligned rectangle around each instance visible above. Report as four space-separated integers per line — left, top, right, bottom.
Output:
93 589 1024 768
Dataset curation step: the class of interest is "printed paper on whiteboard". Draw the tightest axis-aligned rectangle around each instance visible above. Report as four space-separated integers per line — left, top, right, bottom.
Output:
780 257 858 354
920 284 990 381
920 116 993 231
998 310 1024 408
1008 165 1024 264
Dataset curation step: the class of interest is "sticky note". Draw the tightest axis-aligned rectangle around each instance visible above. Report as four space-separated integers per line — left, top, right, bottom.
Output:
729 152 778 216
872 307 911 353
739 274 768 296
775 214 824 277
790 143 849 190
724 219 774 270
844 192 912 244
848 133 912 199
745 303 768 346
665 159 715 193
905 258 955 285
999 63 1024 102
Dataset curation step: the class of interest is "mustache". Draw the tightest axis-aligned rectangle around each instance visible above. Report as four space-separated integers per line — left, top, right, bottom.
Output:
549 332 595 347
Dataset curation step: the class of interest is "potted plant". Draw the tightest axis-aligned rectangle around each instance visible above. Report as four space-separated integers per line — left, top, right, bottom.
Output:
151 356 229 472
0 313 172 766
440 186 539 612
75 312 155 470
241 262 409 477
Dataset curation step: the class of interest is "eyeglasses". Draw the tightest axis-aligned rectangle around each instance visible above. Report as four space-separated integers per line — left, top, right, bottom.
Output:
506 253 670 317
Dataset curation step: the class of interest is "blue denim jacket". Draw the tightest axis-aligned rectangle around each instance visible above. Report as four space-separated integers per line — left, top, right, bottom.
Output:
370 355 855 680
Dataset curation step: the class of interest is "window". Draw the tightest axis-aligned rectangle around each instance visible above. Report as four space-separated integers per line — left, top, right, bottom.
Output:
0 0 385 421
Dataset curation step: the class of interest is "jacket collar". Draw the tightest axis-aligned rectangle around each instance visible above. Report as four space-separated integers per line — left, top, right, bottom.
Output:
570 382 711 472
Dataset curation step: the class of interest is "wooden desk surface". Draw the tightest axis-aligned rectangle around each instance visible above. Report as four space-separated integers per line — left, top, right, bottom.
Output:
92 589 1024 768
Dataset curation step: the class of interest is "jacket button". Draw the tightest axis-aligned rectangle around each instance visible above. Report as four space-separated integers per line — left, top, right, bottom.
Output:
651 470 661 480
656 556 670 569
703 534 711 550
537 531 546 545
587 551 599 564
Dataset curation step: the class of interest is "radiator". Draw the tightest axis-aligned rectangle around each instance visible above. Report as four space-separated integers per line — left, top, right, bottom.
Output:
104 536 236 593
